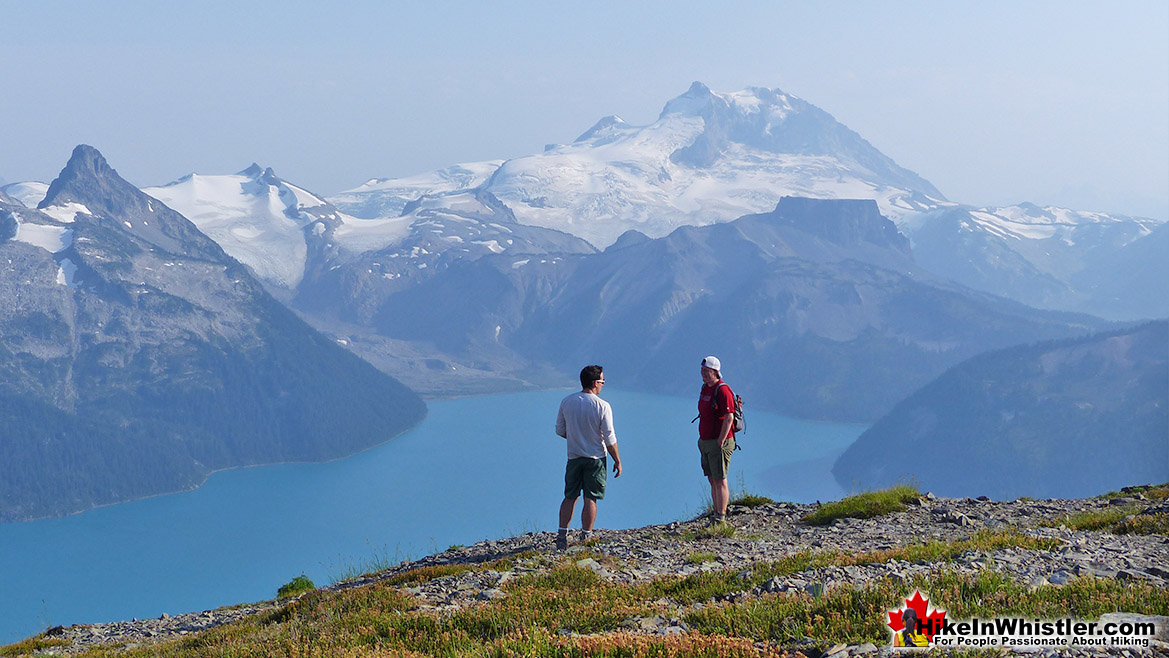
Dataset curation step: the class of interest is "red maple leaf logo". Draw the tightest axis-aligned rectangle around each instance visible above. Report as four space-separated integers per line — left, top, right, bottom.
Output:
887 590 947 642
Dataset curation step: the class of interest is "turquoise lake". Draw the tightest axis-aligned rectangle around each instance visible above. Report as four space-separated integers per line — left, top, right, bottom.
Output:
0 388 863 643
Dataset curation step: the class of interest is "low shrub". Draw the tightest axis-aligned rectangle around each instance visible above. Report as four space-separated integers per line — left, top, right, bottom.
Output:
275 574 315 599
802 485 920 526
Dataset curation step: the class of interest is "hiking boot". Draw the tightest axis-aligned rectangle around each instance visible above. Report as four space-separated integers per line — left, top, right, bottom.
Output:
555 529 568 551
579 529 594 544
709 514 727 527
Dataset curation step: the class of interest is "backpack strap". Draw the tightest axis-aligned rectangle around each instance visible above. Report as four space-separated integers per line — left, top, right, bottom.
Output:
691 382 729 423
712 382 728 414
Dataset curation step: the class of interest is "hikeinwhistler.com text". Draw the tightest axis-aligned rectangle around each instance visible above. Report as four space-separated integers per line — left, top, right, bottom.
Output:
923 617 1158 649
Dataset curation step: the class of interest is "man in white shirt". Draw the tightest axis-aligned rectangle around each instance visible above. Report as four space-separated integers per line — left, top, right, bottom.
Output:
555 364 622 550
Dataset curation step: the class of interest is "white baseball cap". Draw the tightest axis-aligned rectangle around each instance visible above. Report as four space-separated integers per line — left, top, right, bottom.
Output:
701 355 721 371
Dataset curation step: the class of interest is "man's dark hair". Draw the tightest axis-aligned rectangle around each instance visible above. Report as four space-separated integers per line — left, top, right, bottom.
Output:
580 365 603 389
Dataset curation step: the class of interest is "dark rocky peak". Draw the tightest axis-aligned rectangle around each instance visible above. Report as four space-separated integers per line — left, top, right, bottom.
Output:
763 196 911 254
605 229 651 252
238 163 265 178
39 144 127 211
237 162 283 189
39 145 226 261
473 188 519 224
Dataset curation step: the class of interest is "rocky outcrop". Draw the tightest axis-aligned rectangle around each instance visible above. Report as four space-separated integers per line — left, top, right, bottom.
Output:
39 489 1169 655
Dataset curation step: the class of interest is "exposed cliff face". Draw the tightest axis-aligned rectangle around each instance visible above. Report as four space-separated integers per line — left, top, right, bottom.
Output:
832 321 1169 499
0 146 426 521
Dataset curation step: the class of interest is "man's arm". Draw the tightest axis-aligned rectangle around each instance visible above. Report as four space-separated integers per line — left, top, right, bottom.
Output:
555 404 567 439
717 415 734 446
606 442 622 477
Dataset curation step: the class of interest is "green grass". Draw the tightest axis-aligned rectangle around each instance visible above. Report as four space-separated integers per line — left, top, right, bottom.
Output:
1100 483 1169 501
697 474 776 517
59 566 1164 657
0 635 70 657
686 551 719 565
681 523 737 541
326 541 409 584
25 528 1150 658
1046 504 1169 536
729 493 775 508
275 574 315 599
685 569 1169 647
1114 513 1169 536
802 485 920 526
651 529 1056 606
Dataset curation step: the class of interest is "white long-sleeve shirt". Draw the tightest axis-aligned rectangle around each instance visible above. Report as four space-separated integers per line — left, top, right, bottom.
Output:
555 391 617 459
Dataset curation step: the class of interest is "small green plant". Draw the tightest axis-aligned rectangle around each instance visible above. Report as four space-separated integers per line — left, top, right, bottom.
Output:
1047 505 1141 531
1114 513 1169 536
0 634 70 657
327 541 407 584
802 485 920 526
686 551 718 565
696 473 776 517
683 523 737 540
730 493 775 507
276 574 315 599
1053 506 1169 536
1100 483 1169 500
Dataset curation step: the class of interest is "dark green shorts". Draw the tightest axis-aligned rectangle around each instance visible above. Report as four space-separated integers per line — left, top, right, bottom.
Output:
699 437 735 480
564 457 607 500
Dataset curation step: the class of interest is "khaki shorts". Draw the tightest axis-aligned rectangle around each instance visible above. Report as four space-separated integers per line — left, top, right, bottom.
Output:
699 437 735 480
564 457 607 500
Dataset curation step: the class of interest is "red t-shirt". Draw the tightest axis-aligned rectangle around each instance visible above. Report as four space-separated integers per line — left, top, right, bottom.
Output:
698 382 735 441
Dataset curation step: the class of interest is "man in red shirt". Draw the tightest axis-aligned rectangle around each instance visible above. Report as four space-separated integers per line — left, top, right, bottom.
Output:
697 355 736 525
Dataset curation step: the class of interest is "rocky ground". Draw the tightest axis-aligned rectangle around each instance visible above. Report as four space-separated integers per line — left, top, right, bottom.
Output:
32 490 1169 656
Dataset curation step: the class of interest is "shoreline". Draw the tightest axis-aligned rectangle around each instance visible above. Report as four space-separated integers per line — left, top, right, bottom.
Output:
2 406 430 525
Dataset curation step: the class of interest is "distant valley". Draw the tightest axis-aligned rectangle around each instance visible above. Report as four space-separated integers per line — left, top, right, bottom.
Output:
2 82 1165 517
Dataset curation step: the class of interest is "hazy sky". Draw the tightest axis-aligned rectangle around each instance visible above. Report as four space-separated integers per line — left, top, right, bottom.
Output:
3 1 1167 219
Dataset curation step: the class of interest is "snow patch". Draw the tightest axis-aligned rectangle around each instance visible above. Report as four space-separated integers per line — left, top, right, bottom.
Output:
57 257 79 287
38 202 91 224
14 223 73 253
474 240 504 254
1 181 50 208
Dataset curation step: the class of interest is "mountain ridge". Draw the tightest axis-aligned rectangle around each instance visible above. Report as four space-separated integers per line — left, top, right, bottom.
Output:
833 321 1169 499
0 146 427 521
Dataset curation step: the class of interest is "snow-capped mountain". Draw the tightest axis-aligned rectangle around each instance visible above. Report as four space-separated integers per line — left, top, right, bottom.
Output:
331 160 504 220
294 187 594 327
143 165 347 290
0 181 49 209
0 146 425 521
903 202 1165 318
331 82 950 248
